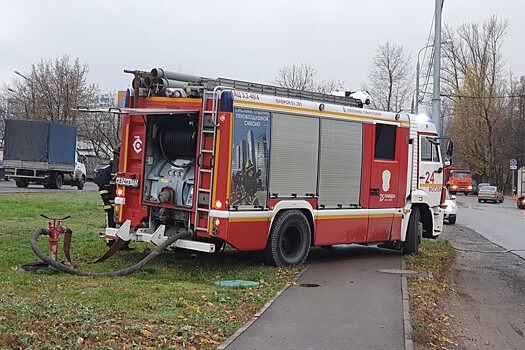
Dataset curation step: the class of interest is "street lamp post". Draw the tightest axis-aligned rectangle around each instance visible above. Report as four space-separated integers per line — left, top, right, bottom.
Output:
13 70 35 118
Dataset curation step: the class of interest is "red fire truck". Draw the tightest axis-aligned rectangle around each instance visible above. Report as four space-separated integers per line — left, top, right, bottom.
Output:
102 68 447 266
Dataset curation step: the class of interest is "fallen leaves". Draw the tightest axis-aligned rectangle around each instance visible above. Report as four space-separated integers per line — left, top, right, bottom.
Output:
406 239 457 349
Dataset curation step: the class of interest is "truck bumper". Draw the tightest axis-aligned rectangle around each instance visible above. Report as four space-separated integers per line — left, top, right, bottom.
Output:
104 220 216 253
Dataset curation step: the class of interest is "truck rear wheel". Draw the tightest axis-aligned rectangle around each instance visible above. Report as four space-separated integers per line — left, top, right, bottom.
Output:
265 210 311 267
52 174 63 189
403 207 422 255
15 179 29 188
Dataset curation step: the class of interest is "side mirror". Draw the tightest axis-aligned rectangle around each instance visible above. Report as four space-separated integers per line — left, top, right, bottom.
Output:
446 140 454 158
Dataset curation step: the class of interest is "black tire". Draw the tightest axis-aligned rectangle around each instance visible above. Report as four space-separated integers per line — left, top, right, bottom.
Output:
53 174 63 189
448 216 456 225
403 207 422 255
478 199 481 203
265 210 311 267
77 176 85 190
464 192 468 196
15 179 29 188
43 184 50 189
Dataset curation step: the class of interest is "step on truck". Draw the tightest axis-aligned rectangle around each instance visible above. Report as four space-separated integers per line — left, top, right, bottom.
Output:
95 68 449 266
3 119 86 190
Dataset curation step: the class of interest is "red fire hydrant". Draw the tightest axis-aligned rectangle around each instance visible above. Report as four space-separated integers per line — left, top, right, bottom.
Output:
41 214 75 267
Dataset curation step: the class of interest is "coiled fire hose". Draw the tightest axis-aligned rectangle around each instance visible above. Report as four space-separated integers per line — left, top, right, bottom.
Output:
30 228 190 277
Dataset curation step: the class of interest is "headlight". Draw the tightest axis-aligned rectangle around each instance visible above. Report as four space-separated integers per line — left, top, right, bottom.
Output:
468 186 472 190
452 185 457 189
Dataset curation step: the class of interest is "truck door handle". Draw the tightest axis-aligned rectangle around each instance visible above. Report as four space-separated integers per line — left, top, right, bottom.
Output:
370 188 380 196
434 167 443 174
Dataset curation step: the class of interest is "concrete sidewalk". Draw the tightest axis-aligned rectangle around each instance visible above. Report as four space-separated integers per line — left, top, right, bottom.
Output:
219 245 410 350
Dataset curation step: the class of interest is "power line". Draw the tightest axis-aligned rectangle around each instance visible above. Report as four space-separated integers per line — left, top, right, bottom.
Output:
419 9 436 101
441 93 525 99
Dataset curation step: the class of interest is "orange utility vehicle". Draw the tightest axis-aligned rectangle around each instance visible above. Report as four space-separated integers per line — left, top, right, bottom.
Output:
444 168 473 195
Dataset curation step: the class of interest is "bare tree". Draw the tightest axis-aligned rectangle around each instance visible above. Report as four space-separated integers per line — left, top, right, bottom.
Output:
0 56 123 179
275 63 344 93
441 16 509 187
502 74 525 182
367 41 413 112
2 55 98 125
77 91 121 160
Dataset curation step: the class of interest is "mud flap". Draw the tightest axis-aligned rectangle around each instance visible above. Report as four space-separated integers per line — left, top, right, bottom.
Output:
91 238 128 263
92 220 133 263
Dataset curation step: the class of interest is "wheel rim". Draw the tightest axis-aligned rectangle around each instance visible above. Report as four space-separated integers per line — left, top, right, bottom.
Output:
281 226 302 259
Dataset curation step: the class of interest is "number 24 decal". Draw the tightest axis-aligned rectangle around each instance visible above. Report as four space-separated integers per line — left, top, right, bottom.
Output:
424 172 435 183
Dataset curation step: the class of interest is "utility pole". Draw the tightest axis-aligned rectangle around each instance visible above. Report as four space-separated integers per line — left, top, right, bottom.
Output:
432 0 443 136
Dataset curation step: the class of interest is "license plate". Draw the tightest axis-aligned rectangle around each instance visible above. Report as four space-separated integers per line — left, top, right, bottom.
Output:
116 177 139 187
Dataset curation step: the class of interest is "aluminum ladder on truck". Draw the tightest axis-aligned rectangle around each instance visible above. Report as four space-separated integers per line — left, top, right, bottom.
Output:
193 87 223 234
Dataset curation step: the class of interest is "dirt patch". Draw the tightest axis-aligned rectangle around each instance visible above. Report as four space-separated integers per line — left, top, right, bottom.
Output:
440 225 525 349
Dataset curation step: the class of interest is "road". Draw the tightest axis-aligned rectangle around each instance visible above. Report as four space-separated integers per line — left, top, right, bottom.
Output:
440 194 525 349
0 179 98 193
454 193 525 259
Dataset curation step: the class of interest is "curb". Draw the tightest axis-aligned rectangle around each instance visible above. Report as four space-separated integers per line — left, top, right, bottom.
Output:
216 266 309 350
401 258 414 350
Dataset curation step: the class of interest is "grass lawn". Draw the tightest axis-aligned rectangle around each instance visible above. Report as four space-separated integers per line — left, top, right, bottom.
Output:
404 238 456 349
0 190 300 349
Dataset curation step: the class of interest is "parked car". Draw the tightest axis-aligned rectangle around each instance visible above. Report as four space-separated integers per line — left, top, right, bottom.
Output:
443 189 457 224
478 186 504 203
476 182 491 195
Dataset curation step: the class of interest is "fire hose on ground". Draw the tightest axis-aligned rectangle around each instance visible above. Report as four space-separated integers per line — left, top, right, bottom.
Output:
30 227 191 277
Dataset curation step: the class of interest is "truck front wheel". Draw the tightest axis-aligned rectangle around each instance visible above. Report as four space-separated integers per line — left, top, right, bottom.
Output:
403 207 422 255
265 210 311 267
77 176 85 190
15 179 29 188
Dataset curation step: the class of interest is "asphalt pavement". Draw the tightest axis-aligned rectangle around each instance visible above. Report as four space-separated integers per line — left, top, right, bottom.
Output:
219 245 409 350
0 179 98 193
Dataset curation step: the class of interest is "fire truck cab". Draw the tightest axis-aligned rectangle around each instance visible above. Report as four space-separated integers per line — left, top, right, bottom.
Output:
104 68 446 266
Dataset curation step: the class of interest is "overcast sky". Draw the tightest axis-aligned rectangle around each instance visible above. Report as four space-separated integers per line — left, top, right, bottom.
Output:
1 0 524 93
